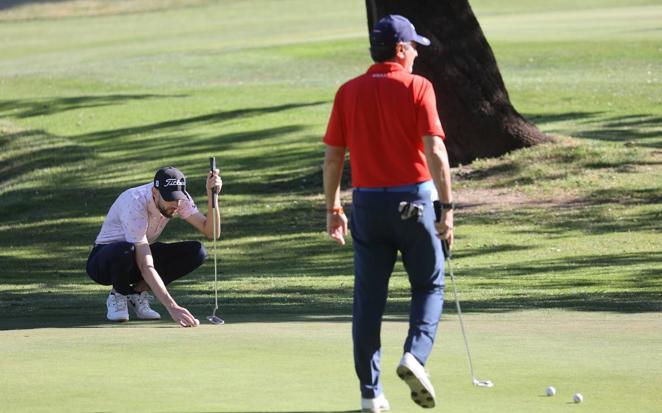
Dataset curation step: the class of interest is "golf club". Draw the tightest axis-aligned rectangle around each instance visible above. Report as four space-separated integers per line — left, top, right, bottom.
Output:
435 201 492 388
442 240 492 387
207 156 224 325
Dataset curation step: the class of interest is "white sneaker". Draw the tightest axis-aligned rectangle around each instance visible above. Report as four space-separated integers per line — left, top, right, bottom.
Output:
361 393 390 413
128 291 161 320
106 292 129 321
396 352 436 408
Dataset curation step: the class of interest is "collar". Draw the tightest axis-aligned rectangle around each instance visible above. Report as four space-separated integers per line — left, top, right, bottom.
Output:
147 184 166 218
367 61 406 74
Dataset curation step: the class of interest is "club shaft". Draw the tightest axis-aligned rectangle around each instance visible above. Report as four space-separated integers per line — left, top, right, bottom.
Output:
210 156 219 314
208 156 219 315
212 205 218 312
447 257 476 380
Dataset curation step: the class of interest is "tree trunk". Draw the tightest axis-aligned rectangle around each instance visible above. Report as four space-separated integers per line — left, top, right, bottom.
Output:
366 0 553 166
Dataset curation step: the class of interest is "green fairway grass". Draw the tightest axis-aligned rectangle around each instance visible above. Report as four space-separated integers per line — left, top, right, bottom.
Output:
0 0 660 411
1 312 661 412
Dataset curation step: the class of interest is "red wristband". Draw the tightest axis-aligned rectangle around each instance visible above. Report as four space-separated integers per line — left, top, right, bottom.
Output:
328 207 344 215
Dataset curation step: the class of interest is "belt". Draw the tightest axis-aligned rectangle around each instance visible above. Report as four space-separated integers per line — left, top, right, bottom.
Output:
354 180 433 193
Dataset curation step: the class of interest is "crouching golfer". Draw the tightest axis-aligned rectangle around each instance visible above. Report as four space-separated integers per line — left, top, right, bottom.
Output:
86 166 221 327
322 15 454 411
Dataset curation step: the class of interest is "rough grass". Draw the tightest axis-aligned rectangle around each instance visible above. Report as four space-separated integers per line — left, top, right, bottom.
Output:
0 0 660 319
0 0 210 20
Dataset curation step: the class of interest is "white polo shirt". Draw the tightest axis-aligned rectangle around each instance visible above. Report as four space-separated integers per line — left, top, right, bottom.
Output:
94 183 198 245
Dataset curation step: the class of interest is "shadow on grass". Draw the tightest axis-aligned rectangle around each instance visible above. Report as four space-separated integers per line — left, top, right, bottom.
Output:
526 111 601 125
2 208 659 332
577 114 662 148
75 101 327 143
457 144 658 190
527 111 662 148
2 243 660 331
463 251 662 280
452 291 662 313
0 0 66 11
1 97 329 220
0 94 183 118
2 288 660 331
1 104 660 331
463 187 661 235
0 122 95 206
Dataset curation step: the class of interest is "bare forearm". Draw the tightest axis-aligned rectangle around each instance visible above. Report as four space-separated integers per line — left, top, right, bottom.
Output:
424 135 453 202
322 145 349 245
134 243 198 326
139 265 176 308
323 146 345 209
135 243 176 308
203 168 222 240
205 190 221 239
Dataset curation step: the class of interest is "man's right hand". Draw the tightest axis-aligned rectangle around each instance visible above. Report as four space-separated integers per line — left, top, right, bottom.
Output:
327 211 348 245
167 304 200 327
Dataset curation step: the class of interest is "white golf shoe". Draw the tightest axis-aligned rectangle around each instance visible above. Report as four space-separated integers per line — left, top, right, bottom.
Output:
106 292 129 321
128 291 161 320
396 352 436 408
361 393 390 413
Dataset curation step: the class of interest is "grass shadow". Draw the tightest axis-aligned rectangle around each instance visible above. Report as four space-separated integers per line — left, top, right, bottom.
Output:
1 102 659 331
526 111 601 125
0 0 67 11
527 111 662 148
463 186 661 236
0 94 184 118
76 101 328 144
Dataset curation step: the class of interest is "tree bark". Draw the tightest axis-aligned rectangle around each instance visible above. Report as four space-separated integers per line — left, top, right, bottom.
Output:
366 0 553 166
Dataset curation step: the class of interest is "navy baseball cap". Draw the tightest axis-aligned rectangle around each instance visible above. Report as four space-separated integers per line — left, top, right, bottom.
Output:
370 15 431 50
154 166 190 201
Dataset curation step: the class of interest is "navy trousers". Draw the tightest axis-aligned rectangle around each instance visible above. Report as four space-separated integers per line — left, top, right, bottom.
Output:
86 241 208 295
350 188 445 399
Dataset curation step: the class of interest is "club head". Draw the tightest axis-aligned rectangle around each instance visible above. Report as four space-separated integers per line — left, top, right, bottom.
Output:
473 378 494 388
206 315 225 325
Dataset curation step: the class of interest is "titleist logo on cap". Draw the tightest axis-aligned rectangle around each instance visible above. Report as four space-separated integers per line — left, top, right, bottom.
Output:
164 178 185 187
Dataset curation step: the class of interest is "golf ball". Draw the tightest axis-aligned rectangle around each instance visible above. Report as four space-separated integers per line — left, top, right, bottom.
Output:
573 393 584 403
546 386 556 396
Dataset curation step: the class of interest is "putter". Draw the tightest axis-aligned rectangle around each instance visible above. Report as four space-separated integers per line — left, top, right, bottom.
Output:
435 201 492 387
442 240 493 387
206 157 225 326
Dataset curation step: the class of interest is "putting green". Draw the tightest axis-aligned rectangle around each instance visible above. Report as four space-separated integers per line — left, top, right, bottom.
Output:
1 311 660 412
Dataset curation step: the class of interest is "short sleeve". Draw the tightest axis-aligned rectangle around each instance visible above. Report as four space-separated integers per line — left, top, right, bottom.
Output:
119 195 148 244
177 197 198 219
323 88 346 147
416 78 445 139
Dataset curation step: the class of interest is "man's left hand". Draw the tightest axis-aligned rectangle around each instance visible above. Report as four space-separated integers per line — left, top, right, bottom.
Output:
435 209 454 248
207 168 222 194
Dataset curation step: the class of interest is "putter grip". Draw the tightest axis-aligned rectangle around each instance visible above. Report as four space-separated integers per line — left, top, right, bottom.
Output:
209 157 217 208
434 201 452 259
442 239 451 259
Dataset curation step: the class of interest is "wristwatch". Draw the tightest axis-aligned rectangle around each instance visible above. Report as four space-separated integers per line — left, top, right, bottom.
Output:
439 202 455 210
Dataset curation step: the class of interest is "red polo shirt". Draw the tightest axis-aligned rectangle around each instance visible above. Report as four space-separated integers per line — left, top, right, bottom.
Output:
324 61 445 187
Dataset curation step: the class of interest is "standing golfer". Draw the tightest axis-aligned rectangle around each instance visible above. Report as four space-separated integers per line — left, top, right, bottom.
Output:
86 166 222 327
323 15 453 411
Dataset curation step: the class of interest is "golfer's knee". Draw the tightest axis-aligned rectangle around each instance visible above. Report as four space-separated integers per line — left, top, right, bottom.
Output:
191 241 208 266
115 243 136 268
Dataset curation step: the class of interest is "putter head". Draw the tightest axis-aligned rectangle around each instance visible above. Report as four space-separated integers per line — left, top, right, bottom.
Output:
472 378 494 388
206 315 225 325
